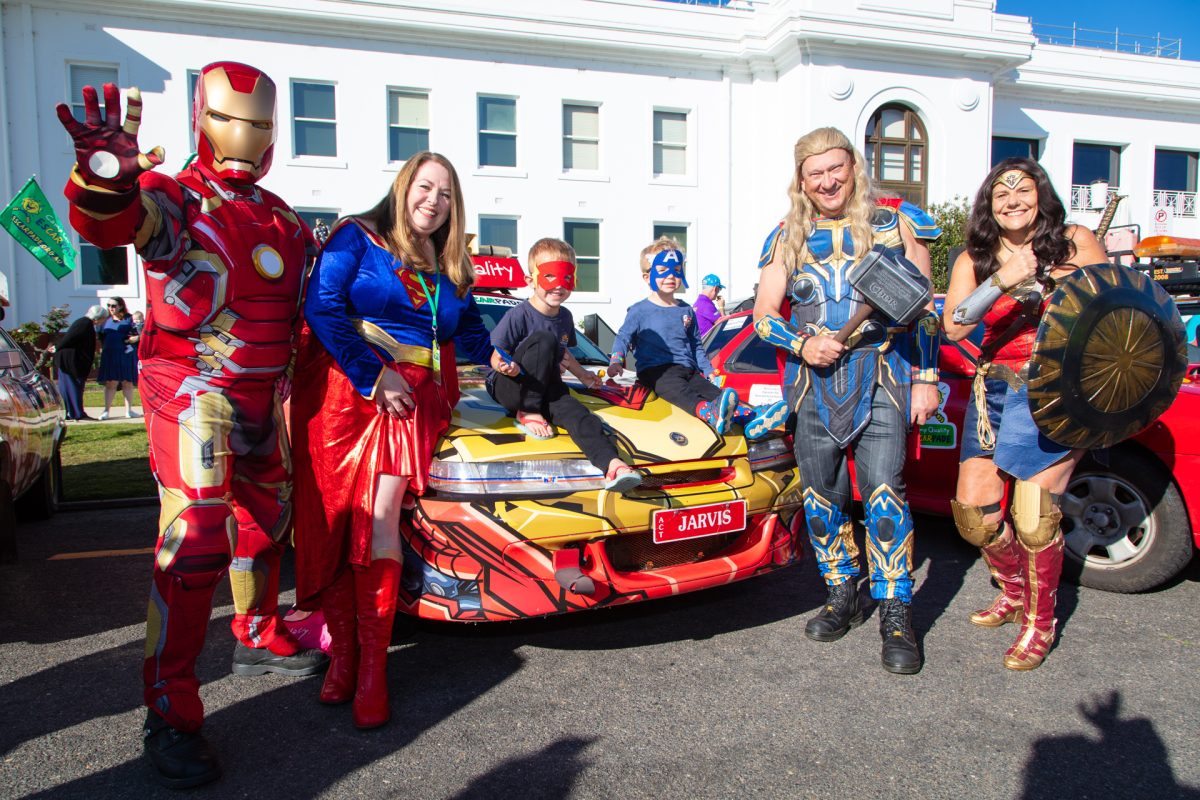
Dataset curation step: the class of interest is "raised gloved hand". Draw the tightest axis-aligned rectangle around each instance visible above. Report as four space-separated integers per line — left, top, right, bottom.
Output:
56 83 164 192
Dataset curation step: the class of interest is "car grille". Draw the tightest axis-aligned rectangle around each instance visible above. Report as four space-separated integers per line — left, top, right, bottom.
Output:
604 530 743 572
637 467 729 490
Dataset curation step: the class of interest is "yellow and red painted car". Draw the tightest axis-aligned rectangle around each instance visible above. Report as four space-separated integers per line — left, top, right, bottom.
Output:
706 302 1200 594
393 261 804 621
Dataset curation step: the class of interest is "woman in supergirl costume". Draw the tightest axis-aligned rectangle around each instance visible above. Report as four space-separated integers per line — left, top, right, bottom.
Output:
291 152 514 728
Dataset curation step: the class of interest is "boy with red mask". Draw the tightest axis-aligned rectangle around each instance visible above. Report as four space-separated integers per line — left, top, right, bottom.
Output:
487 238 642 514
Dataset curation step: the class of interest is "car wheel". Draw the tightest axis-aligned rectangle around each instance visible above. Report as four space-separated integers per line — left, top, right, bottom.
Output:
15 447 60 522
0 482 16 563
1059 446 1195 593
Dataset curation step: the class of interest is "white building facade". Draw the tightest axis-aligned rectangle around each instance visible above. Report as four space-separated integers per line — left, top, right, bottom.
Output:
2 0 1198 327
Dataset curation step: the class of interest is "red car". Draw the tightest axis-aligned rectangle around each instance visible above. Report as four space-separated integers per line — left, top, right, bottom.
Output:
706 307 1200 593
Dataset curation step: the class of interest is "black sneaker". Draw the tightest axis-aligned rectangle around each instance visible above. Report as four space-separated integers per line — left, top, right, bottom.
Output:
878 598 922 674
804 581 863 642
231 641 329 677
143 712 221 789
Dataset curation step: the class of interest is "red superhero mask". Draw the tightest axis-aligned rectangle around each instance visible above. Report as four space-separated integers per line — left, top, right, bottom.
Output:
533 260 576 292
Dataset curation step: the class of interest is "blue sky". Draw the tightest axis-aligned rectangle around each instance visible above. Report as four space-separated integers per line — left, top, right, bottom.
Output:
995 0 1199 61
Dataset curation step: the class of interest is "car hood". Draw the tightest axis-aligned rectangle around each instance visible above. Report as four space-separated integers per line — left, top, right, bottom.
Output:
441 384 746 464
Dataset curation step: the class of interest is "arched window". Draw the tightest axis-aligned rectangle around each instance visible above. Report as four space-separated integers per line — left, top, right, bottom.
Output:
864 104 928 208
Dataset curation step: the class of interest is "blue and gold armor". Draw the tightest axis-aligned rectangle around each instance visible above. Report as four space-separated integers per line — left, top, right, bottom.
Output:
758 201 939 603
757 202 940 447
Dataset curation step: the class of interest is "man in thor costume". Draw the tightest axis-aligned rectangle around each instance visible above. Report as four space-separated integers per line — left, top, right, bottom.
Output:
57 62 326 788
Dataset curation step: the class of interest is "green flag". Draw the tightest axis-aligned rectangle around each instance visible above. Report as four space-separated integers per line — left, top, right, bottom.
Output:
0 176 77 280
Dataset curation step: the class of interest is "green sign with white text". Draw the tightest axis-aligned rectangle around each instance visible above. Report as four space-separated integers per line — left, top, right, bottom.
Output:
0 177 77 280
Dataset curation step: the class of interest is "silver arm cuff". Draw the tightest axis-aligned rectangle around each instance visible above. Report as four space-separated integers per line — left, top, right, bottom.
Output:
952 277 1004 326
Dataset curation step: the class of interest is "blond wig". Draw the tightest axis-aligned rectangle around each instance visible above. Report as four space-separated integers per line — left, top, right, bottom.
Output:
782 127 876 270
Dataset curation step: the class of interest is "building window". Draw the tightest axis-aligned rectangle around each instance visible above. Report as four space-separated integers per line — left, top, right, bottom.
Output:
653 110 688 176
68 64 118 120
292 81 337 157
295 208 340 243
479 216 518 255
1071 143 1122 211
1154 149 1198 218
388 89 429 163
187 70 200 150
563 103 599 171
1072 143 1121 186
478 95 517 168
991 136 1039 166
79 243 129 286
864 104 927 208
564 221 600 293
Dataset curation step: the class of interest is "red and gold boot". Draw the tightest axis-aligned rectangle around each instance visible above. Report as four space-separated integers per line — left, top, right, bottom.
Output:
352 557 401 729
1004 535 1063 671
318 568 357 705
969 524 1024 627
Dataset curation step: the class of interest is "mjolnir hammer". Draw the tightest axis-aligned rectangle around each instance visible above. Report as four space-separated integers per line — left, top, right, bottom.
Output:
832 246 933 344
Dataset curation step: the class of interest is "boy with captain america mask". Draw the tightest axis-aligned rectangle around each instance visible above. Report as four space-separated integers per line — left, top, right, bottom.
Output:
608 237 786 439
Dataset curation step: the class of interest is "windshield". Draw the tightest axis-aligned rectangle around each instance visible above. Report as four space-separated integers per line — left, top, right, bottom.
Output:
468 294 611 366
704 313 751 356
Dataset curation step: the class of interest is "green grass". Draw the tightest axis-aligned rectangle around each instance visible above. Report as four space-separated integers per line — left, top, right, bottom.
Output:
81 385 142 409
60 422 157 502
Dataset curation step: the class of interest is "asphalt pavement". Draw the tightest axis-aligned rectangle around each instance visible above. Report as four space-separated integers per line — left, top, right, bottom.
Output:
1 506 1198 799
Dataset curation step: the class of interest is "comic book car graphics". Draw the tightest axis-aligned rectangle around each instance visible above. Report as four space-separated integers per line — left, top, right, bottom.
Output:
706 303 1200 593
395 291 804 621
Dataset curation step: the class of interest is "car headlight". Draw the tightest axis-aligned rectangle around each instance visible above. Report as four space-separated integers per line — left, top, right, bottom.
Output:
748 437 794 470
428 458 608 496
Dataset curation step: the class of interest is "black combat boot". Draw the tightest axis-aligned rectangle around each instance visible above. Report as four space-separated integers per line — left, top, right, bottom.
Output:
804 580 863 642
143 711 221 789
878 598 922 674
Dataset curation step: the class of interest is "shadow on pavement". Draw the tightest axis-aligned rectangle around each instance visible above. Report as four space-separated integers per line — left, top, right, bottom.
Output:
1021 690 1200 799
450 736 595 800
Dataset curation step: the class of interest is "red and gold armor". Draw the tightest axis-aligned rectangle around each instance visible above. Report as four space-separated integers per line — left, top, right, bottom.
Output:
59 63 316 733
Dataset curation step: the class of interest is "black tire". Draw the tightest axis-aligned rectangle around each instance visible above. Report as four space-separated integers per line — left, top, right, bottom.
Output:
1060 446 1195 593
15 446 60 522
0 482 16 564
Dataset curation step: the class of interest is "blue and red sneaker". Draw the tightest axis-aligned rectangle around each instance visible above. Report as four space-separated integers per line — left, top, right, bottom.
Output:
696 388 739 435
743 400 790 441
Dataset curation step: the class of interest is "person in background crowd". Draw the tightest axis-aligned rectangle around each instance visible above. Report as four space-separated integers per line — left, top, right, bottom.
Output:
96 296 140 420
292 151 503 730
753 126 941 674
52 304 106 421
942 157 1107 671
694 273 726 337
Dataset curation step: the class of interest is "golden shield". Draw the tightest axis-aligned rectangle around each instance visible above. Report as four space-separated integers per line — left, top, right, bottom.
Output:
1027 262 1187 449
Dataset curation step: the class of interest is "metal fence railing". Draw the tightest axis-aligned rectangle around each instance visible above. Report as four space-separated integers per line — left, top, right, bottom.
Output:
1032 22 1182 59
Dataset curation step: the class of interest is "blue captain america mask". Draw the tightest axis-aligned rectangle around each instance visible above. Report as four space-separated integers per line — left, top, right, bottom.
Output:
649 249 688 290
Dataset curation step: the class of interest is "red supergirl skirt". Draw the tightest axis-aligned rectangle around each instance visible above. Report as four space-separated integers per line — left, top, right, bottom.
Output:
291 330 459 607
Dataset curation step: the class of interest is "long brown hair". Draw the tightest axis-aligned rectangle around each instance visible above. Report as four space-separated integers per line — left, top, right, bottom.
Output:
360 152 475 297
781 127 876 271
967 157 1073 284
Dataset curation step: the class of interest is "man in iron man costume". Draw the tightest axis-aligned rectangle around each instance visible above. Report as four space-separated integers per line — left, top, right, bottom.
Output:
57 62 327 788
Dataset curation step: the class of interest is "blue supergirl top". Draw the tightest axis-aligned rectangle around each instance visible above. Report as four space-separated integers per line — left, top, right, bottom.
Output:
304 221 493 397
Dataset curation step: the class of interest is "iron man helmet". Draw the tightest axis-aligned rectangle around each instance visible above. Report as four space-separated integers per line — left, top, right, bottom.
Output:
193 62 276 184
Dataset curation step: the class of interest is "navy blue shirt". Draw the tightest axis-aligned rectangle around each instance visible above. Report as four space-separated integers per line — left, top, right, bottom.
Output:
490 299 577 360
610 298 711 374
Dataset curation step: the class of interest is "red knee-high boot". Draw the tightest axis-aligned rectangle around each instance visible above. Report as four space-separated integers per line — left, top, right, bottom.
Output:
318 568 357 705
969 524 1025 627
352 557 401 729
1004 534 1063 671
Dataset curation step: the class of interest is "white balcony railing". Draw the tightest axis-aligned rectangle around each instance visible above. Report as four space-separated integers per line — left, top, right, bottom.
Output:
1152 190 1198 218
1070 185 1121 213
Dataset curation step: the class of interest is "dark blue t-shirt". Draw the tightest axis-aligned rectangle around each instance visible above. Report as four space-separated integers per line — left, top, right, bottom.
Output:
490 299 577 361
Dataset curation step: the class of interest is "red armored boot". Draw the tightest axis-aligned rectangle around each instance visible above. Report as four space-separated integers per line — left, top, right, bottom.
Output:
969 523 1024 627
319 568 357 705
1004 535 1063 671
352 558 401 729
